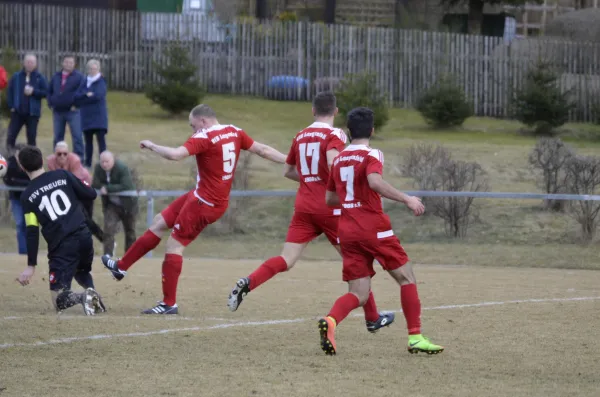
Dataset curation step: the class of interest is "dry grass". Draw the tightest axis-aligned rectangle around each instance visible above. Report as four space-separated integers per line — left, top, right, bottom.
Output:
2 93 600 267
0 255 599 397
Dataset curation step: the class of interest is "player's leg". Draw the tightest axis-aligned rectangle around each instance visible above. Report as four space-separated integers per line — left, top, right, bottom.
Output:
322 216 393 332
142 198 224 315
227 212 317 312
378 238 443 354
74 231 106 312
48 245 101 316
318 242 374 355
102 192 189 279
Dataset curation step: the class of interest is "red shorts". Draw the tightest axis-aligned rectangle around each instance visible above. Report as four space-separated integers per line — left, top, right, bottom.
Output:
285 211 339 245
340 236 409 281
161 191 227 246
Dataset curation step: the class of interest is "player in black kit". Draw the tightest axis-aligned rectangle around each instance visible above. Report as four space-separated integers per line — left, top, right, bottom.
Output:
15 146 105 315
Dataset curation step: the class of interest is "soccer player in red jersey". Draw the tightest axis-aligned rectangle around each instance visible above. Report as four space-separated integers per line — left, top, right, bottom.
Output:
318 107 444 355
227 92 394 333
101 104 287 314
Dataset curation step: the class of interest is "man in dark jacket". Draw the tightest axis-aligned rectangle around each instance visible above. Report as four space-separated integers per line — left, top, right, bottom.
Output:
2 144 29 254
47 55 85 160
6 54 48 151
92 151 138 256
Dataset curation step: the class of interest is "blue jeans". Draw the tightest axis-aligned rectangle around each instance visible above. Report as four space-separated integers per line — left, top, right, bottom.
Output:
53 110 84 160
83 129 107 168
10 198 27 255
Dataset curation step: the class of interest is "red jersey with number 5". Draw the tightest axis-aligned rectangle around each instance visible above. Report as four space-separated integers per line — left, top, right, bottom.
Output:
286 122 347 215
183 124 254 208
328 144 393 242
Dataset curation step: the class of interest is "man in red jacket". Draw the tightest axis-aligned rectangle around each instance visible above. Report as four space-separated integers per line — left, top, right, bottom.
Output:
0 65 7 90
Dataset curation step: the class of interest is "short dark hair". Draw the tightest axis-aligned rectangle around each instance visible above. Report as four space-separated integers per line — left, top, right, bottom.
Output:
17 146 44 173
346 107 374 140
312 91 337 117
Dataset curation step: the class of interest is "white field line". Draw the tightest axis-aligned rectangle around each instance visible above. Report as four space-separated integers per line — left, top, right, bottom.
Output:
1 296 598 350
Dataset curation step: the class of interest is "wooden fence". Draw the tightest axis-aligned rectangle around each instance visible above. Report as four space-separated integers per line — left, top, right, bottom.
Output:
1 3 600 121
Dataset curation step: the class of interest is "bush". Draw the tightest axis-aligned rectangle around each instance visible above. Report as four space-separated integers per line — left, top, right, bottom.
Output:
512 62 575 136
335 72 389 132
145 43 205 115
1 47 21 119
565 155 600 242
528 137 574 211
401 143 489 237
415 76 472 128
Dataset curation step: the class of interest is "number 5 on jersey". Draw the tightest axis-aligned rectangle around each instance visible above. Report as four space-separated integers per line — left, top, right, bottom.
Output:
222 142 236 173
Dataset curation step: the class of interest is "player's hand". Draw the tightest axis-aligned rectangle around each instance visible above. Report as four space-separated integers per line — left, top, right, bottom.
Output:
16 266 35 286
100 186 108 195
405 196 425 216
140 140 154 150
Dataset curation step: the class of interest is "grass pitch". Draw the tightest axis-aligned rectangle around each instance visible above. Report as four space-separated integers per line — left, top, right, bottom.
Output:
1 254 599 397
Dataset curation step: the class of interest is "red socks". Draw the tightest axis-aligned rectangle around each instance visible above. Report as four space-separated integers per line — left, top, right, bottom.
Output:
401 283 422 335
248 256 288 290
362 291 380 323
327 293 360 325
162 254 183 306
118 230 161 271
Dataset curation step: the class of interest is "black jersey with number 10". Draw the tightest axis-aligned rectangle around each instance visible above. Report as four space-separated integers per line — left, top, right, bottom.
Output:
21 170 97 252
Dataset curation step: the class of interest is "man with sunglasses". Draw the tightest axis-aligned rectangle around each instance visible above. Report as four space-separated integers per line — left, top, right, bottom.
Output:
47 141 104 243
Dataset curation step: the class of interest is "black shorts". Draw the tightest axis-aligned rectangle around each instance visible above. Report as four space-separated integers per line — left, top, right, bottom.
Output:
48 229 94 291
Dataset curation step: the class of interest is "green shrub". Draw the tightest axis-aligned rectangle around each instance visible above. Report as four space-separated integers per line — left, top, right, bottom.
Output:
1 47 21 118
335 72 389 132
512 62 575 136
416 76 473 128
145 42 206 115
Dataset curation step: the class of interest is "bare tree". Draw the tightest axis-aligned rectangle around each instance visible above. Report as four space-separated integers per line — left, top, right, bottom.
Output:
401 143 451 209
429 158 489 238
565 155 600 242
528 137 574 211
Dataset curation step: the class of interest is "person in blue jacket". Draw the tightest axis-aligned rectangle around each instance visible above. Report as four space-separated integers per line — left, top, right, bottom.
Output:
75 59 108 168
47 55 85 161
6 54 48 151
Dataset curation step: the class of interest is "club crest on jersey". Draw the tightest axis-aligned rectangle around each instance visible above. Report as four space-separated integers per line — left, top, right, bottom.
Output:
49 272 56 284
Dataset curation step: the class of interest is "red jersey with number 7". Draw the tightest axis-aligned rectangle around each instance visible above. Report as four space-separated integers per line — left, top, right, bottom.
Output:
286 122 347 215
183 124 254 208
327 144 393 242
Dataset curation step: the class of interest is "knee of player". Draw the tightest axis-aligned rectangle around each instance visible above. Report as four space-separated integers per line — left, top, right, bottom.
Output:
149 214 168 233
165 236 185 255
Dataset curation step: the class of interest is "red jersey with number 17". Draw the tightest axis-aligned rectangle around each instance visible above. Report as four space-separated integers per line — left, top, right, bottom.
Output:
286 122 347 215
328 144 393 242
183 124 254 208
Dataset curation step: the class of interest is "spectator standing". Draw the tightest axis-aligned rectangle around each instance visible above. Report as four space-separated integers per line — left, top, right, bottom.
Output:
2 143 29 255
92 151 138 256
47 141 104 243
6 54 47 151
47 55 85 160
75 59 108 168
0 64 7 90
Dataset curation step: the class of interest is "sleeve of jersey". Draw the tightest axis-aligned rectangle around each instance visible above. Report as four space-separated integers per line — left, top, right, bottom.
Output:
240 130 255 150
285 141 296 165
183 135 210 156
23 210 39 267
326 129 347 152
366 150 384 176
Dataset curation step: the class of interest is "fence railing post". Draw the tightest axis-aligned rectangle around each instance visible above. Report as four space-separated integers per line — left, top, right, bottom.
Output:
145 192 154 258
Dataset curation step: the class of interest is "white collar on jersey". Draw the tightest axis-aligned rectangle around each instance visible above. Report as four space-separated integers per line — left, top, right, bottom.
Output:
309 121 334 128
345 144 370 151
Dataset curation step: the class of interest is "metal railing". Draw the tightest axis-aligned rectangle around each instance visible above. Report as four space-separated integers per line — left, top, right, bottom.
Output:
5 185 600 257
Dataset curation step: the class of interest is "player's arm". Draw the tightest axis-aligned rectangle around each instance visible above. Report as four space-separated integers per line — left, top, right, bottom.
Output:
140 140 190 161
284 164 300 182
367 173 424 216
326 149 339 169
65 171 97 201
17 204 39 285
325 173 340 207
247 142 287 164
